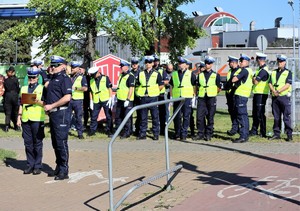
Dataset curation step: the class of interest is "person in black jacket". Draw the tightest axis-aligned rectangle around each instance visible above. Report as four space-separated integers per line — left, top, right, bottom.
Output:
3 66 20 132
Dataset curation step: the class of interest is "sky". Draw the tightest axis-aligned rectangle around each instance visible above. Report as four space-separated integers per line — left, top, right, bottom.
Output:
1 0 299 30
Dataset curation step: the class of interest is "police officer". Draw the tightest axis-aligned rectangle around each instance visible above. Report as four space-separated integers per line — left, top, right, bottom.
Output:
194 57 221 141
170 56 197 141
130 57 141 136
115 60 135 139
249 53 270 138
224 56 240 136
3 66 20 132
268 55 293 141
155 56 170 135
69 61 88 139
136 55 164 140
23 60 48 86
44 55 72 180
232 54 253 143
88 67 114 137
17 67 46 175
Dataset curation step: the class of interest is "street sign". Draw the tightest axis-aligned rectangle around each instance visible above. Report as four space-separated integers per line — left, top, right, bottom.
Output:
256 35 268 52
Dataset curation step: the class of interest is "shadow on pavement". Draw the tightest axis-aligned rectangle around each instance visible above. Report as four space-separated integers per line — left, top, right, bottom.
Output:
84 176 145 211
176 161 300 206
4 158 53 174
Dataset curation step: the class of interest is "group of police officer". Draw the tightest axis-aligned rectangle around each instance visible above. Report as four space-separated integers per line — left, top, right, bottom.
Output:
16 52 293 180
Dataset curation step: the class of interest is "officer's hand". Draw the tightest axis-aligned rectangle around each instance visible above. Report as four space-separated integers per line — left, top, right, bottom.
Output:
17 116 22 127
124 100 129 107
90 100 94 110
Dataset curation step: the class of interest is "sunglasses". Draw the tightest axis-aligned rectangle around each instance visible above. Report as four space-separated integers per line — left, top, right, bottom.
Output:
50 63 61 68
28 76 37 79
145 60 153 64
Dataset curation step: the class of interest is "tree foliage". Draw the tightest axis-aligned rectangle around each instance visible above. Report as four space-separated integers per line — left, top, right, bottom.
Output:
0 20 32 64
0 0 204 65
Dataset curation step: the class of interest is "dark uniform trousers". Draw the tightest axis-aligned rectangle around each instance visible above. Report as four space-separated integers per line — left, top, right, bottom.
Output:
49 108 71 174
251 94 268 136
4 91 19 127
158 94 167 134
139 96 160 137
90 101 113 133
70 99 84 136
189 108 196 137
234 95 249 139
22 120 45 169
133 95 141 135
173 98 192 138
226 92 239 133
271 96 293 137
115 100 133 136
196 96 216 137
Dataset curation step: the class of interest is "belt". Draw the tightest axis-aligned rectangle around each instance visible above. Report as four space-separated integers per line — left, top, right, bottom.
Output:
49 106 68 113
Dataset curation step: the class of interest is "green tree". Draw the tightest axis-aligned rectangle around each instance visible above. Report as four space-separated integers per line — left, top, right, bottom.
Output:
0 20 32 64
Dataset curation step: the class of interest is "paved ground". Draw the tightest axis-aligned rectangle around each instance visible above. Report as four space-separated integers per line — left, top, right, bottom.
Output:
0 136 299 211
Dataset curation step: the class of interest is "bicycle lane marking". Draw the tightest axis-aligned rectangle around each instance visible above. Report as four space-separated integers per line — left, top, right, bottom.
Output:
171 154 300 211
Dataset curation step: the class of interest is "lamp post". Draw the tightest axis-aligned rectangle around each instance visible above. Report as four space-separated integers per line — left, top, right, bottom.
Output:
288 0 296 129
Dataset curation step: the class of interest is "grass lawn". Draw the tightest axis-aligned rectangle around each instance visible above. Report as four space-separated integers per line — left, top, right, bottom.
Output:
0 108 298 143
0 148 16 163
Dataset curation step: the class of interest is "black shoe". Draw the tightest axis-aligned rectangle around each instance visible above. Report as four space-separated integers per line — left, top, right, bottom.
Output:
33 169 41 175
120 134 130 139
233 138 248 143
287 136 293 142
171 135 180 140
136 136 146 140
14 126 21 131
249 131 258 136
153 135 159 141
88 131 96 136
180 137 186 141
54 173 69 180
260 134 267 138
78 135 84 139
192 135 204 141
205 135 211 141
107 131 113 138
4 126 9 132
227 130 237 136
23 167 33 174
268 135 280 140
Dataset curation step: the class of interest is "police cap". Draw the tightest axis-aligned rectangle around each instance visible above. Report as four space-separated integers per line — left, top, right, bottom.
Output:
144 56 154 63
256 52 267 60
276 54 287 62
120 60 130 67
27 67 40 77
239 54 251 61
204 56 215 64
88 66 99 74
131 57 139 64
227 55 239 62
70 61 82 68
178 56 187 63
50 55 67 65
198 61 205 67
7 66 15 72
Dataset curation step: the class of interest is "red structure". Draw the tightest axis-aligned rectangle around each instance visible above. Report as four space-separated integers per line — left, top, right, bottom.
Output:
93 54 128 88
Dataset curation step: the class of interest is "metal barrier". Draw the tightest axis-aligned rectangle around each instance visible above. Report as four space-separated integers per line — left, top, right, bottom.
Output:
108 97 185 211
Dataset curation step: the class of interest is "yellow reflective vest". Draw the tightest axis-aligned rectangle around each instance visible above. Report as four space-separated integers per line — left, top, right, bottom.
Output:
234 67 253 98
252 66 270 94
172 70 194 98
198 71 218 97
117 73 134 101
136 70 160 97
158 68 165 94
90 76 110 103
72 75 84 100
271 69 292 96
20 85 45 122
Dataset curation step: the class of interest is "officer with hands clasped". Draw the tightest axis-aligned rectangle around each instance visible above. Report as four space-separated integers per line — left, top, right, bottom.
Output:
17 67 46 175
70 61 88 139
232 54 253 143
44 55 72 180
194 56 221 141
170 56 197 141
268 54 293 141
136 55 164 140
249 53 270 138
88 66 114 137
115 60 135 139
224 56 240 136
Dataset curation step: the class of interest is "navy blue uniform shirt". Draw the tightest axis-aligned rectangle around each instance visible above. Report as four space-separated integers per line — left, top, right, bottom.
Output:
46 71 72 105
255 64 269 82
269 68 292 85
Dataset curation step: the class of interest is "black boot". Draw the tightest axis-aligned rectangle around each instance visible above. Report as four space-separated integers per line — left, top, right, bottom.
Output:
4 126 9 132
